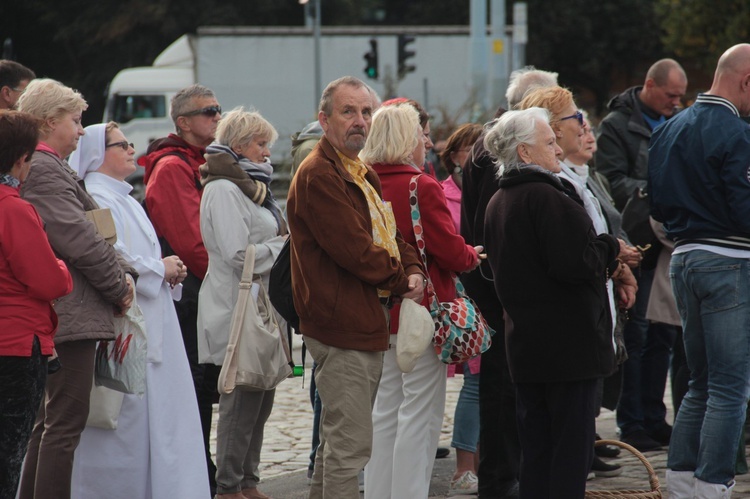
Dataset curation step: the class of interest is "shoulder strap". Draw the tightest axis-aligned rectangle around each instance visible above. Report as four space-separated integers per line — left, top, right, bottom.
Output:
241 244 256 283
408 175 468 305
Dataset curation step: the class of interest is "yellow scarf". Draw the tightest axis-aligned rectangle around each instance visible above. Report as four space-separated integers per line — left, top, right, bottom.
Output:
337 151 400 297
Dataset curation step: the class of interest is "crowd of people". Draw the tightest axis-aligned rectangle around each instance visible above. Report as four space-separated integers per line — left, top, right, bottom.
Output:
1 42 750 499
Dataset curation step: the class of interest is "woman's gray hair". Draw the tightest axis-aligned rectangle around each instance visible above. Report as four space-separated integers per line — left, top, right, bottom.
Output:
483 107 550 175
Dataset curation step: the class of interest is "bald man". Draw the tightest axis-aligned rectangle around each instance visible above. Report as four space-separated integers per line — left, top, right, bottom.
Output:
650 44 750 498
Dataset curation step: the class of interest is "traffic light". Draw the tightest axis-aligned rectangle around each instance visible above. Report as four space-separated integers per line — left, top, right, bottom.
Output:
397 34 416 79
363 38 379 80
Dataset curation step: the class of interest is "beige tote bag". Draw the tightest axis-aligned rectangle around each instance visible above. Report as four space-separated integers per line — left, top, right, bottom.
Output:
218 245 293 393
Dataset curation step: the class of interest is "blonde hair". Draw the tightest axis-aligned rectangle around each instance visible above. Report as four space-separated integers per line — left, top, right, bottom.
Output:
359 104 420 166
518 86 574 129
216 107 278 151
17 78 87 137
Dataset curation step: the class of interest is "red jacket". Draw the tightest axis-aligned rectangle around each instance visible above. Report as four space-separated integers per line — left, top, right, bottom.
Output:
141 134 209 279
372 164 478 332
0 185 72 356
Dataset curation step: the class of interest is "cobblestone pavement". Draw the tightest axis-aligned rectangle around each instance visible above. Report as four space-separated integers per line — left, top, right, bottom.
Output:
210 338 750 497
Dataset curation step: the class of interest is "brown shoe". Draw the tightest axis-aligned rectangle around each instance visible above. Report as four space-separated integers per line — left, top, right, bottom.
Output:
242 488 270 499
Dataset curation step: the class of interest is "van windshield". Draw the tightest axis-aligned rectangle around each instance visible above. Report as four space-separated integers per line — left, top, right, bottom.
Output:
111 95 167 124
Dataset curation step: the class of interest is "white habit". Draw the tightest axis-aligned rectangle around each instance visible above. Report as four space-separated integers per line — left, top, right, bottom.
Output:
71 172 210 499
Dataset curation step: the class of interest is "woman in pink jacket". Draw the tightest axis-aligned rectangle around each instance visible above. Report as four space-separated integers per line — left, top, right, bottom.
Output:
0 111 72 499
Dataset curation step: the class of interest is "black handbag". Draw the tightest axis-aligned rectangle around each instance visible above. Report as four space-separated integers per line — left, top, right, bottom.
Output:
268 237 300 330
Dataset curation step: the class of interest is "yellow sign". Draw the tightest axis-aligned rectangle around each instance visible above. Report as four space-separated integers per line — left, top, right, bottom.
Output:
493 39 504 54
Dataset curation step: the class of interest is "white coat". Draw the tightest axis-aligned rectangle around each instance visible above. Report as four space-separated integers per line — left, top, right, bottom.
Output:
197 178 285 365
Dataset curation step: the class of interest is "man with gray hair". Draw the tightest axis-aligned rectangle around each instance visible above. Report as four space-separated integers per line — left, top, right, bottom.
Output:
597 58 688 452
139 83 222 494
505 66 559 109
287 76 424 498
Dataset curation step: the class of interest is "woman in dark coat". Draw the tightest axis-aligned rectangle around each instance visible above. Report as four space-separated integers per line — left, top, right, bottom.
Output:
483 107 632 498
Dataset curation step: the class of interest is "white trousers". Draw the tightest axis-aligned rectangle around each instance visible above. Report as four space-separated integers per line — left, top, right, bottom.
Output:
364 335 447 499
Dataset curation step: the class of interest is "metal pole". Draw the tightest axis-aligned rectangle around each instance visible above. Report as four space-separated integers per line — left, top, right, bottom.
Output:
313 0 322 111
469 0 488 113
512 3 528 77
489 0 508 111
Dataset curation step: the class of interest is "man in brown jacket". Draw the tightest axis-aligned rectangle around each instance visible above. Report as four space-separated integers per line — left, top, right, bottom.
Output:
287 76 424 498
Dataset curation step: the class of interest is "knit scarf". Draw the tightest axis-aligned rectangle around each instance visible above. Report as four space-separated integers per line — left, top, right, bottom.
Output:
0 173 20 188
201 144 288 235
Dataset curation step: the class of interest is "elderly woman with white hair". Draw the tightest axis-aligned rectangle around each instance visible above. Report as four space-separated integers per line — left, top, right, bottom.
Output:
16 79 136 499
197 107 287 499
66 122 210 498
483 107 627 498
361 103 482 499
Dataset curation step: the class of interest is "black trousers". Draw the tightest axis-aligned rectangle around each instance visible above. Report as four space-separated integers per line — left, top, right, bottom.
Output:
175 295 220 493
0 336 47 499
478 325 521 497
515 378 597 499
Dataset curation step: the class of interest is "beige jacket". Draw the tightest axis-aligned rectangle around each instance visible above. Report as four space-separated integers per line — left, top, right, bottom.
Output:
21 150 135 344
646 217 680 326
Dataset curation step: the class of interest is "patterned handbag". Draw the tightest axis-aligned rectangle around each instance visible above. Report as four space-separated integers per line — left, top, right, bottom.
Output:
408 175 494 364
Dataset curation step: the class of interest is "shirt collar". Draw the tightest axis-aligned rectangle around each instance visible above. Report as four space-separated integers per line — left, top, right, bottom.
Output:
696 93 740 117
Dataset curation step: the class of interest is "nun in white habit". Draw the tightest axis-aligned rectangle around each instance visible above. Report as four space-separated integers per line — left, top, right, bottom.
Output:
68 123 210 499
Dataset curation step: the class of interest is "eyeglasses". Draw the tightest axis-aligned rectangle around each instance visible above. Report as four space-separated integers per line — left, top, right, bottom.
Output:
559 111 584 127
180 105 222 118
105 141 134 151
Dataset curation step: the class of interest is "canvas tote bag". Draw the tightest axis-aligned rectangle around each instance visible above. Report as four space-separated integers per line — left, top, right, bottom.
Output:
218 245 293 393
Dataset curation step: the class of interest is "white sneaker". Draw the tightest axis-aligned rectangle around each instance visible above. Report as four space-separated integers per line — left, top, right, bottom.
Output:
449 471 478 496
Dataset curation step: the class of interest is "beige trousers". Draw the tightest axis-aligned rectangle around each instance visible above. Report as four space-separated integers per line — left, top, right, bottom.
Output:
305 332 385 499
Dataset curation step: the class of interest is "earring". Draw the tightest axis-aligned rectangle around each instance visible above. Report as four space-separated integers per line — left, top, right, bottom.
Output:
453 164 462 174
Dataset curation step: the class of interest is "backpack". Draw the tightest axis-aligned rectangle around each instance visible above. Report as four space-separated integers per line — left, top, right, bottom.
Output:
269 237 300 331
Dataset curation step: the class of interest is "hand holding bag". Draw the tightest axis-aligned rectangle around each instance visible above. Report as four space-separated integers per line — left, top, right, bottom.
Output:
218 245 293 393
408 175 495 364
94 275 147 395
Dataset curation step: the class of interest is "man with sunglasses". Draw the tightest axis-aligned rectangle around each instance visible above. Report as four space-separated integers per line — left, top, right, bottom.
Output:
0 60 35 110
596 59 687 453
139 83 222 495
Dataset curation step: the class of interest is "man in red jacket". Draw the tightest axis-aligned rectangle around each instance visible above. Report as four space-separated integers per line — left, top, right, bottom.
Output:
139 84 222 494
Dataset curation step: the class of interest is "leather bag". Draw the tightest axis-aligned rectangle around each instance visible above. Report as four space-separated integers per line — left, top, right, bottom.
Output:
218 245 293 393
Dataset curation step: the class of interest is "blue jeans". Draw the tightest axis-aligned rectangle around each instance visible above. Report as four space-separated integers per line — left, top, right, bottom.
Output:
452 366 480 452
667 250 750 485
617 267 677 435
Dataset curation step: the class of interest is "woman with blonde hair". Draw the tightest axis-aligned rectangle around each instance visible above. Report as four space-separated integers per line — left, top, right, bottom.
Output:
197 107 287 499
17 79 135 499
67 122 210 498
361 103 482 499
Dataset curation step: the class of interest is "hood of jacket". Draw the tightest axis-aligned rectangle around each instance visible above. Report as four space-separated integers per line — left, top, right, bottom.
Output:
139 133 205 185
606 86 643 116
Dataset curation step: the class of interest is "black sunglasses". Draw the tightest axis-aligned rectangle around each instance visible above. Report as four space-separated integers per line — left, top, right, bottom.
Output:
559 111 584 126
105 141 134 151
180 105 222 118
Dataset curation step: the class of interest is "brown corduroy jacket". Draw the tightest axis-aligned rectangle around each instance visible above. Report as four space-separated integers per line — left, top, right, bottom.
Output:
287 136 423 351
